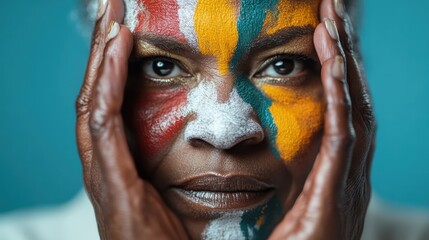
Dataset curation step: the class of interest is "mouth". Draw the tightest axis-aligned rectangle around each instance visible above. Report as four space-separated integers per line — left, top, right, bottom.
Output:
169 174 275 211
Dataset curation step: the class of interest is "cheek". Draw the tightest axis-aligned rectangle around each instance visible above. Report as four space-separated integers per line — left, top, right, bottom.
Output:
261 85 324 162
128 88 188 157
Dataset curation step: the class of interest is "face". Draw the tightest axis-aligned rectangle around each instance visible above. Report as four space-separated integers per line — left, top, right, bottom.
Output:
122 0 323 239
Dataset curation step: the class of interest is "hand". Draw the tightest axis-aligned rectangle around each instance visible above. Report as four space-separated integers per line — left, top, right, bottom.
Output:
269 0 376 239
75 0 188 239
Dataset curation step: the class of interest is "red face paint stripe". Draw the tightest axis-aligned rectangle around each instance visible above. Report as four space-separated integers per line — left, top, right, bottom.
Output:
136 0 187 42
131 87 188 156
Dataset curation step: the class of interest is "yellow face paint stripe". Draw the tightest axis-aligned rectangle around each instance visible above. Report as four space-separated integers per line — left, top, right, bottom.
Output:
261 85 324 161
193 0 323 161
194 0 238 75
263 0 320 35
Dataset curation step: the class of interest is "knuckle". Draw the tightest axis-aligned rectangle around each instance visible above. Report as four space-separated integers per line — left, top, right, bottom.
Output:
91 30 104 52
327 129 356 150
89 107 111 137
355 96 376 133
329 93 352 112
76 92 91 117
79 149 94 165
342 97 353 113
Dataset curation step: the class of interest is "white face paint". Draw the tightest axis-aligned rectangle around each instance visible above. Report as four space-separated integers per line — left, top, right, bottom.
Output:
184 82 264 149
123 0 198 47
123 0 144 32
202 211 251 240
177 0 198 48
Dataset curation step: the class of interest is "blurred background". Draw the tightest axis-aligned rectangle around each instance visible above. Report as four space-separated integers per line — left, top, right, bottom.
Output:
0 0 428 213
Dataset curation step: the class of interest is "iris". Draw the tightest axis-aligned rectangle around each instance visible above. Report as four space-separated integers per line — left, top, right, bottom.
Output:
153 60 175 76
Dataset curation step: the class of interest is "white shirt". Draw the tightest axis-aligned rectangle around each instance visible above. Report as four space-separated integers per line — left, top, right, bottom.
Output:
0 190 428 240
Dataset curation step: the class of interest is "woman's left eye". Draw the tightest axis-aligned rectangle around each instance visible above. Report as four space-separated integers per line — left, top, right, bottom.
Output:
142 58 186 78
257 58 305 78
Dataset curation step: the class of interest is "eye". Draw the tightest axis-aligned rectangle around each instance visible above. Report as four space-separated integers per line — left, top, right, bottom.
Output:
258 58 305 78
142 58 187 78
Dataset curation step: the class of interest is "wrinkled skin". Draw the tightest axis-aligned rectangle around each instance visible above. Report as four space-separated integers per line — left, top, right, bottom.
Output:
75 0 375 239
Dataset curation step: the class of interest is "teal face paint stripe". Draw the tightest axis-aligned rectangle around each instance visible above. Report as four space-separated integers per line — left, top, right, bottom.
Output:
239 196 283 240
231 0 280 157
230 0 279 68
235 76 279 157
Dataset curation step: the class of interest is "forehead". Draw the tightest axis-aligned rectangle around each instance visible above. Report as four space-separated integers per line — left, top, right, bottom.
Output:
124 0 320 38
125 0 320 74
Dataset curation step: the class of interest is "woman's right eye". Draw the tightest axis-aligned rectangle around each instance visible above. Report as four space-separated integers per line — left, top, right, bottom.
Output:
142 58 188 79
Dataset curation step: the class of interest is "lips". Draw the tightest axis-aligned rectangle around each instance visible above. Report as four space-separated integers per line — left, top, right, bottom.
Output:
169 174 275 210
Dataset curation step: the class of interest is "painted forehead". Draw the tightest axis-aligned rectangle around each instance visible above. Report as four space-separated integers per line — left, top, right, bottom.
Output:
124 0 320 74
125 0 320 37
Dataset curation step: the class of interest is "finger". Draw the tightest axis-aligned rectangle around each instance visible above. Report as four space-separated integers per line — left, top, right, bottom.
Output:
76 0 125 182
320 0 351 55
308 55 355 200
320 0 376 133
320 0 375 198
89 22 138 196
81 0 125 106
269 20 355 239
314 18 344 64
306 19 355 199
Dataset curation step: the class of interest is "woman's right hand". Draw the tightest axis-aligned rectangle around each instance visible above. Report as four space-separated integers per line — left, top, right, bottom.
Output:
269 0 375 239
75 0 188 239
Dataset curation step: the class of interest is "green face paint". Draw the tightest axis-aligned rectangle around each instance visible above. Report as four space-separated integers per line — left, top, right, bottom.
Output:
239 196 283 239
230 0 280 157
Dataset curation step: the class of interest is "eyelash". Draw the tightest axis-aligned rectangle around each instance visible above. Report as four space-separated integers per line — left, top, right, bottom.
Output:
253 54 317 85
135 54 316 86
136 57 192 86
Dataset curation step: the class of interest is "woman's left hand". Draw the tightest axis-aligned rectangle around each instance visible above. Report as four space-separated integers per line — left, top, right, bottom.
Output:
269 0 376 239
75 1 188 239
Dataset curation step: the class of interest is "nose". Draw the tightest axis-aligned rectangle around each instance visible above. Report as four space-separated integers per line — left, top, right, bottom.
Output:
184 82 264 149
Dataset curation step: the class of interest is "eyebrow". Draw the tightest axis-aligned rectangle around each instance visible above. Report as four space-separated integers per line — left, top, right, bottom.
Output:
133 34 196 56
133 25 314 57
250 25 315 52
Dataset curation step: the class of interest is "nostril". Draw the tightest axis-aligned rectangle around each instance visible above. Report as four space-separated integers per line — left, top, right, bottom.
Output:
239 134 264 146
185 122 265 150
233 129 265 147
188 138 211 148
184 83 267 151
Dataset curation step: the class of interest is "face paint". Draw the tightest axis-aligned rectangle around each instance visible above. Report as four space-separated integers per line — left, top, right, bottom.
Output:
126 0 322 161
129 80 264 155
227 0 280 156
194 0 238 75
202 212 247 239
202 197 282 240
123 1 323 238
263 0 320 35
123 0 144 31
228 0 322 161
261 85 324 161
125 0 187 41
177 0 199 47
184 82 263 149
128 88 188 157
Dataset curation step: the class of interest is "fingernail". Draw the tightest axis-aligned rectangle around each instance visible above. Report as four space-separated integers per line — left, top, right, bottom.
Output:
97 0 108 20
107 21 120 42
332 55 345 80
324 18 339 41
334 0 346 18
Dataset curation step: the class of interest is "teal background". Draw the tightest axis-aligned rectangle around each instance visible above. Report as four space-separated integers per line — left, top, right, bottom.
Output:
0 0 428 213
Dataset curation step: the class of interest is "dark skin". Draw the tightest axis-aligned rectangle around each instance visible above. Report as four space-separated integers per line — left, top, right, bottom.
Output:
76 0 375 239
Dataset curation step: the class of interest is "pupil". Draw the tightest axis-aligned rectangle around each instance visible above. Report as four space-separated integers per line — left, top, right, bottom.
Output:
153 60 174 76
273 59 294 75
